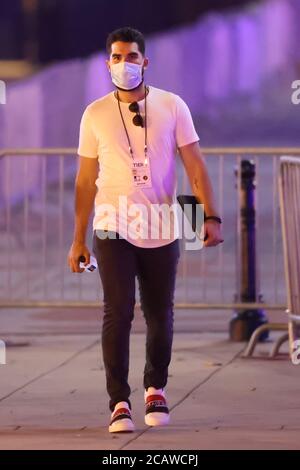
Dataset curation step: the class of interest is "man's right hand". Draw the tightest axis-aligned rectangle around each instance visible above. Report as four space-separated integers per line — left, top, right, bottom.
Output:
68 241 91 273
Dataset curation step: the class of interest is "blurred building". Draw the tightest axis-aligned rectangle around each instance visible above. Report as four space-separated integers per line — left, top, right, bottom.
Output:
0 0 259 69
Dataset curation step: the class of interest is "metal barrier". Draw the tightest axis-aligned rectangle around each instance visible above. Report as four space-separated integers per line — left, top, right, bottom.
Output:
244 155 300 359
278 157 300 357
1 147 300 310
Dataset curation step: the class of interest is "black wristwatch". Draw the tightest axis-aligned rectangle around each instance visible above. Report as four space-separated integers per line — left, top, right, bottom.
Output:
204 215 222 224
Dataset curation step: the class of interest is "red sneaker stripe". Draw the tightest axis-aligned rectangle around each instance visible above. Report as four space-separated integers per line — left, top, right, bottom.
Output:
146 394 166 405
112 408 131 419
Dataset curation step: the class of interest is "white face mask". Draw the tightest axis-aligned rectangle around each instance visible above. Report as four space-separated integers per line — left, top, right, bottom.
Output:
110 61 144 91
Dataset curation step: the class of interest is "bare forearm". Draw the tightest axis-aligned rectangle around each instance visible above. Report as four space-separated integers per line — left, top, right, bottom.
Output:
190 160 220 217
73 182 97 243
179 142 220 217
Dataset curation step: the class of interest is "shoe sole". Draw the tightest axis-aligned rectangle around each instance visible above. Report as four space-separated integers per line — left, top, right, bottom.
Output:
145 412 170 427
109 418 135 433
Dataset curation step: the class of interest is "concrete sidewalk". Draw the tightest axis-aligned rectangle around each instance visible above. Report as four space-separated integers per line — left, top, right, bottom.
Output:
0 307 299 450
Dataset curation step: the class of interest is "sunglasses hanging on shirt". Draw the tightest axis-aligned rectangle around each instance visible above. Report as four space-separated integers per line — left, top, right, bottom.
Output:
116 85 149 162
128 101 144 127
115 85 153 189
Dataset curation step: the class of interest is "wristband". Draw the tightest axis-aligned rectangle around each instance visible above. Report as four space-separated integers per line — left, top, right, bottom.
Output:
204 215 222 224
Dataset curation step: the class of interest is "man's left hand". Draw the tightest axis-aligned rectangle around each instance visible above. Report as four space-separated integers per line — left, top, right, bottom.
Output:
203 220 224 247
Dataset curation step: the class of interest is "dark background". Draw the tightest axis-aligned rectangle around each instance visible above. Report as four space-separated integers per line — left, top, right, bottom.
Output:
0 0 259 63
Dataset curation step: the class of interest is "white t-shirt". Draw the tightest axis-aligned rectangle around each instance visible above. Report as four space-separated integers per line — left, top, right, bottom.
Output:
77 85 199 248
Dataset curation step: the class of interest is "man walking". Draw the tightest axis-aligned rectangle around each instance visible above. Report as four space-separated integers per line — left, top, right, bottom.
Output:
68 27 223 433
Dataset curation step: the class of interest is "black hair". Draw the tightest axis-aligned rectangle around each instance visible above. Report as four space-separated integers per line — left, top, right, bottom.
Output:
106 27 145 56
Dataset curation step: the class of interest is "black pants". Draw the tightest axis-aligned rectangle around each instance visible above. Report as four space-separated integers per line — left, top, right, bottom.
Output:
92 230 180 412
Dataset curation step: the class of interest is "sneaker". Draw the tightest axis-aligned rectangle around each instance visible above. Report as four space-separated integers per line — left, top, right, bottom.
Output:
144 387 170 426
108 401 135 433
